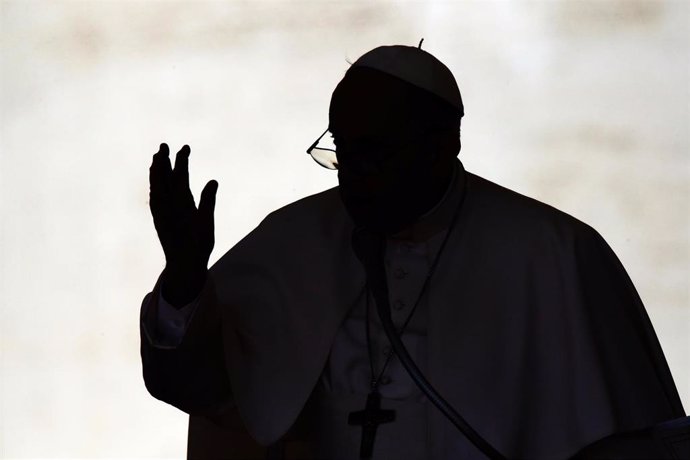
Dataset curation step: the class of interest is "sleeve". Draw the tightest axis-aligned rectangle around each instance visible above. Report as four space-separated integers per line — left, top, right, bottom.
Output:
139 269 235 417
141 288 200 348
564 225 686 458
576 227 685 420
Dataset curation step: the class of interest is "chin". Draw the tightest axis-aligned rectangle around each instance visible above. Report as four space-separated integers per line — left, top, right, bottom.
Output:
341 197 411 235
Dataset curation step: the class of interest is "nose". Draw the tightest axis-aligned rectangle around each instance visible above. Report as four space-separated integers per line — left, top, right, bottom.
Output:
338 157 382 176
338 167 388 198
336 143 387 175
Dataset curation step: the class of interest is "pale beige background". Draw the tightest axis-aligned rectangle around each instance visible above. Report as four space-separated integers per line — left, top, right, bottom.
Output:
1 0 688 457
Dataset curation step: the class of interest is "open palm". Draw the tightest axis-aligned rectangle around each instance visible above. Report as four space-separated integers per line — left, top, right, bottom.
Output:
149 143 218 273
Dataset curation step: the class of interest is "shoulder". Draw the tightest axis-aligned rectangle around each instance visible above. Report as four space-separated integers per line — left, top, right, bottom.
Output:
467 173 608 260
264 186 342 223
464 171 600 248
245 186 352 248
260 186 348 232
212 186 351 275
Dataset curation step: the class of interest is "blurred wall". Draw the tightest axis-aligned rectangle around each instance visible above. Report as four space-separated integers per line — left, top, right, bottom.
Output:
1 1 687 457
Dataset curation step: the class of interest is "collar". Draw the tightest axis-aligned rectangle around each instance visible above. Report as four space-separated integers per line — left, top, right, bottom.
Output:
389 158 466 243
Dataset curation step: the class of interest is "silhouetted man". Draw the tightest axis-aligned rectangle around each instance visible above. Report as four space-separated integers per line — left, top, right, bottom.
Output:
141 44 685 459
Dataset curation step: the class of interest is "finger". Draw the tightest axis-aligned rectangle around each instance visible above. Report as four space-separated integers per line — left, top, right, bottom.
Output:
198 180 218 255
198 180 218 218
154 143 171 166
150 143 172 196
173 144 191 192
159 142 169 157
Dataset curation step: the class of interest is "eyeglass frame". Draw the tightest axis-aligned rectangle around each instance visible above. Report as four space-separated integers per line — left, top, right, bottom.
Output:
306 125 457 171
306 128 338 169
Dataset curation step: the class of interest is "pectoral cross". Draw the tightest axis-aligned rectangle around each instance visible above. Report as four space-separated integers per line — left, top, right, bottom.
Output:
348 389 396 459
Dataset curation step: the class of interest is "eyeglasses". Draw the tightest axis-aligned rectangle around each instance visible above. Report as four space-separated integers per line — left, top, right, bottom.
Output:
306 128 339 170
306 127 443 171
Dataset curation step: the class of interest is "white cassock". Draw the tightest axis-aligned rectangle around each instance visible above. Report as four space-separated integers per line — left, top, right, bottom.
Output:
140 159 685 459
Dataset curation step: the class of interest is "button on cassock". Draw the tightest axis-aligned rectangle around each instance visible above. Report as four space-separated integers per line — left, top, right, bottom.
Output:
393 300 405 311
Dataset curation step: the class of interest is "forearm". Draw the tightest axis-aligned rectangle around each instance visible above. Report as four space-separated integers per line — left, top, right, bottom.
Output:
161 263 208 309
140 319 233 417
140 271 234 416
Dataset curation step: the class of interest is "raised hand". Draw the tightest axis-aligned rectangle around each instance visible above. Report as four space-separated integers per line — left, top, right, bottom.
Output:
149 143 218 306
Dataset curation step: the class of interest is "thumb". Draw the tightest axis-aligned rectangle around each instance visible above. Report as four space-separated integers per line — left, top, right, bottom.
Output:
198 180 218 257
199 180 218 215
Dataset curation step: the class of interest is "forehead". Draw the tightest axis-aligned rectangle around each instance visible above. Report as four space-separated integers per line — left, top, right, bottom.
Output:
329 68 417 138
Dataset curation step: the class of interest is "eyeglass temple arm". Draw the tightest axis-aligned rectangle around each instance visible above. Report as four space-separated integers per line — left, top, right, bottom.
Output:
306 128 330 154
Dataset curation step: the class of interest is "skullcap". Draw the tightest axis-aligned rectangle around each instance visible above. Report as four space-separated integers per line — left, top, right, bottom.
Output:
350 44 463 116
